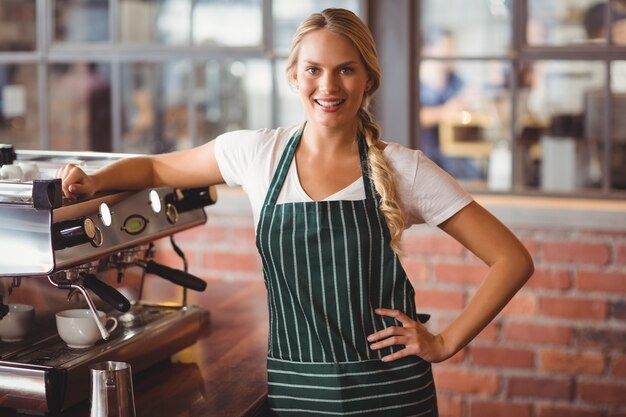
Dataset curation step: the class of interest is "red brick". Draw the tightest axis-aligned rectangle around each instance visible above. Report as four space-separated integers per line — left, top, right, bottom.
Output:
580 327 626 349
537 404 605 417
608 412 626 417
501 292 539 316
435 264 488 285
414 289 465 310
433 367 499 395
508 376 572 400
612 355 626 378
526 269 571 290
541 297 607 320
579 381 626 405
401 234 466 257
401 259 428 283
231 227 256 246
469 400 531 417
541 350 605 375
617 244 626 265
203 251 261 272
437 394 464 417
542 241 610 265
504 322 572 345
470 346 534 369
578 271 626 294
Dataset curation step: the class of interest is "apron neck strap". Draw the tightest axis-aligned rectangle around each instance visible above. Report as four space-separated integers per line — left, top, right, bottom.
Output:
262 123 379 207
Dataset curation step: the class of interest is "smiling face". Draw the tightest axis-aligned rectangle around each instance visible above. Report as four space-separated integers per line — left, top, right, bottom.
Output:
291 29 371 134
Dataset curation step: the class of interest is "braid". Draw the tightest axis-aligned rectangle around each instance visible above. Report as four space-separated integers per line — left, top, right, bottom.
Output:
358 107 405 255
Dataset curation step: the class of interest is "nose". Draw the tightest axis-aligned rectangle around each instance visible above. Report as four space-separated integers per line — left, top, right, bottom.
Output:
319 72 339 93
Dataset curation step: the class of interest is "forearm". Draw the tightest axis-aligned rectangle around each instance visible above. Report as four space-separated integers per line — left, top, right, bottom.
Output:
91 156 156 193
439 253 533 358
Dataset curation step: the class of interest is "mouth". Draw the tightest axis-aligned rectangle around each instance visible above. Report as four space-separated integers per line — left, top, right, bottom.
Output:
314 98 346 110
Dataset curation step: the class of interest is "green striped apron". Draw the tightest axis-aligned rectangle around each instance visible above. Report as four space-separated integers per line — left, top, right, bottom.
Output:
256 126 438 416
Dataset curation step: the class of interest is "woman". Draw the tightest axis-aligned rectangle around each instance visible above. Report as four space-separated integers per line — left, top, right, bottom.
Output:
59 8 533 416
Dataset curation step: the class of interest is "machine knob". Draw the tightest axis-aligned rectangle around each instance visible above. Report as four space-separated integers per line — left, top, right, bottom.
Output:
53 217 98 250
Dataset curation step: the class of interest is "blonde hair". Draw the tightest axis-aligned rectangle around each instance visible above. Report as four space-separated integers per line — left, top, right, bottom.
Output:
285 8 405 254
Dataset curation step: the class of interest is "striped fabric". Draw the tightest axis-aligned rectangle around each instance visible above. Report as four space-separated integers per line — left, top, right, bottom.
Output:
256 126 438 416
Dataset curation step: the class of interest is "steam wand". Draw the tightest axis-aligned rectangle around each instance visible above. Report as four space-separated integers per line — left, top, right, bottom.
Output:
47 274 112 341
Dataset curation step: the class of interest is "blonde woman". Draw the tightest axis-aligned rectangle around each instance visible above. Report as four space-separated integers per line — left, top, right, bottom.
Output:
59 8 533 416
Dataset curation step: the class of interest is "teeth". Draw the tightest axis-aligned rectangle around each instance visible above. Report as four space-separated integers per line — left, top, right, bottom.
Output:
316 99 343 107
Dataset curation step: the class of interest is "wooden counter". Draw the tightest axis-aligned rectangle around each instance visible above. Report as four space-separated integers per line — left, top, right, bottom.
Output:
0 281 270 417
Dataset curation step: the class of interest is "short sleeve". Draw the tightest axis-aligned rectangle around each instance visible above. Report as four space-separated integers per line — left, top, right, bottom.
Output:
214 129 263 187
409 152 473 227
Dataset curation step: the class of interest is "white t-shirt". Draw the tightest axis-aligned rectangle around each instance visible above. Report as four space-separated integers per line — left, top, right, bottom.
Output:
214 126 473 230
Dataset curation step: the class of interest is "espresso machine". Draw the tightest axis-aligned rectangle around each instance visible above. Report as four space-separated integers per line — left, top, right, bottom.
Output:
0 145 216 415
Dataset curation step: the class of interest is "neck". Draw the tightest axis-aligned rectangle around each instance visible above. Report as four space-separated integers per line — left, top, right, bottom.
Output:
301 121 360 155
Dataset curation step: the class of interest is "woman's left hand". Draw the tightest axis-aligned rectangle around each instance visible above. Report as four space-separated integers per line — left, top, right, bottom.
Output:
368 308 451 363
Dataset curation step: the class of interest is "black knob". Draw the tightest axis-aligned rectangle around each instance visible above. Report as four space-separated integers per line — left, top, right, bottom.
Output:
164 186 217 214
0 144 16 166
53 217 98 250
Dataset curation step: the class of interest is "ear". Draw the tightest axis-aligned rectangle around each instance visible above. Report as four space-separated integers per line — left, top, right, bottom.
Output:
289 72 299 90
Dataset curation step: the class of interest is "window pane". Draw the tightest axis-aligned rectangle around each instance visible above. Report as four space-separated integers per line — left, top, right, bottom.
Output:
121 62 190 153
120 0 190 45
419 59 513 189
518 61 605 191
196 59 272 143
54 0 110 43
526 0 626 46
272 0 361 52
0 0 36 51
421 0 510 56
276 59 303 128
193 0 262 47
0 64 38 149
48 63 112 151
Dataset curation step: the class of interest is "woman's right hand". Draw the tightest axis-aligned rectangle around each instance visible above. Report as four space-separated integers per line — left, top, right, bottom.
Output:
56 163 98 198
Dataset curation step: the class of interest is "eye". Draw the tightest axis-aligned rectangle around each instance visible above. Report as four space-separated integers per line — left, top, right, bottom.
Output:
305 67 319 75
339 67 354 75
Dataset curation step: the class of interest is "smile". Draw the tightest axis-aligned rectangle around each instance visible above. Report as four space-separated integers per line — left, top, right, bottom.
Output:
314 99 346 109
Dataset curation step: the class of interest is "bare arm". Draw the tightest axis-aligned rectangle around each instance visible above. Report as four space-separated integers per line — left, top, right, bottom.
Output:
435 201 534 357
59 140 225 197
369 201 534 362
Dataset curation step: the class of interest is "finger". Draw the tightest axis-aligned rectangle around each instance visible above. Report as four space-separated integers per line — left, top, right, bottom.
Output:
381 348 411 363
367 325 403 342
374 308 414 327
369 334 407 351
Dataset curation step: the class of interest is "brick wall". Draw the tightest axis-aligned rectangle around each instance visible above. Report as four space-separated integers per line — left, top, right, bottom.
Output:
153 193 626 417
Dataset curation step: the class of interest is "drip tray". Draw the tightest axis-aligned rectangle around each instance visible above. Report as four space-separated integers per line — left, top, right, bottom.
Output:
0 304 209 415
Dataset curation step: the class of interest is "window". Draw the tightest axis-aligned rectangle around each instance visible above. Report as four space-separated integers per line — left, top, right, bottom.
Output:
414 0 626 196
0 0 363 153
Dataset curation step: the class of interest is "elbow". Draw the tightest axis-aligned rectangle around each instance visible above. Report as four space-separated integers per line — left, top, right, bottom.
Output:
516 247 535 286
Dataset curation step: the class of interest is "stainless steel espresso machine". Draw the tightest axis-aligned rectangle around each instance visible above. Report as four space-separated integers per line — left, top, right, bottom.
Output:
0 145 216 415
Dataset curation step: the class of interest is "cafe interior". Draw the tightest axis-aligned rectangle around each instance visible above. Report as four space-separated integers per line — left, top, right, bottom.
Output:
0 1 625 416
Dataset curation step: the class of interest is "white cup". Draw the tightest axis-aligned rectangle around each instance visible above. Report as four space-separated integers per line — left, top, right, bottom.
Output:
0 304 35 342
56 309 118 349
0 164 24 181
17 162 40 181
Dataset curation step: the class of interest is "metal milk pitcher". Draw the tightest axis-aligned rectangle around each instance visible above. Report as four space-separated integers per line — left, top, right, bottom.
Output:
89 361 136 417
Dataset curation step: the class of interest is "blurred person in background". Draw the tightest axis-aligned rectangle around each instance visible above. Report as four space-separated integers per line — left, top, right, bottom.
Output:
419 28 482 179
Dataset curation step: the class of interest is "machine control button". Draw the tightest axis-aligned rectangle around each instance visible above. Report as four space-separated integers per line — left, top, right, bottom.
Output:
122 215 147 235
149 189 162 213
165 203 178 224
99 203 112 226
